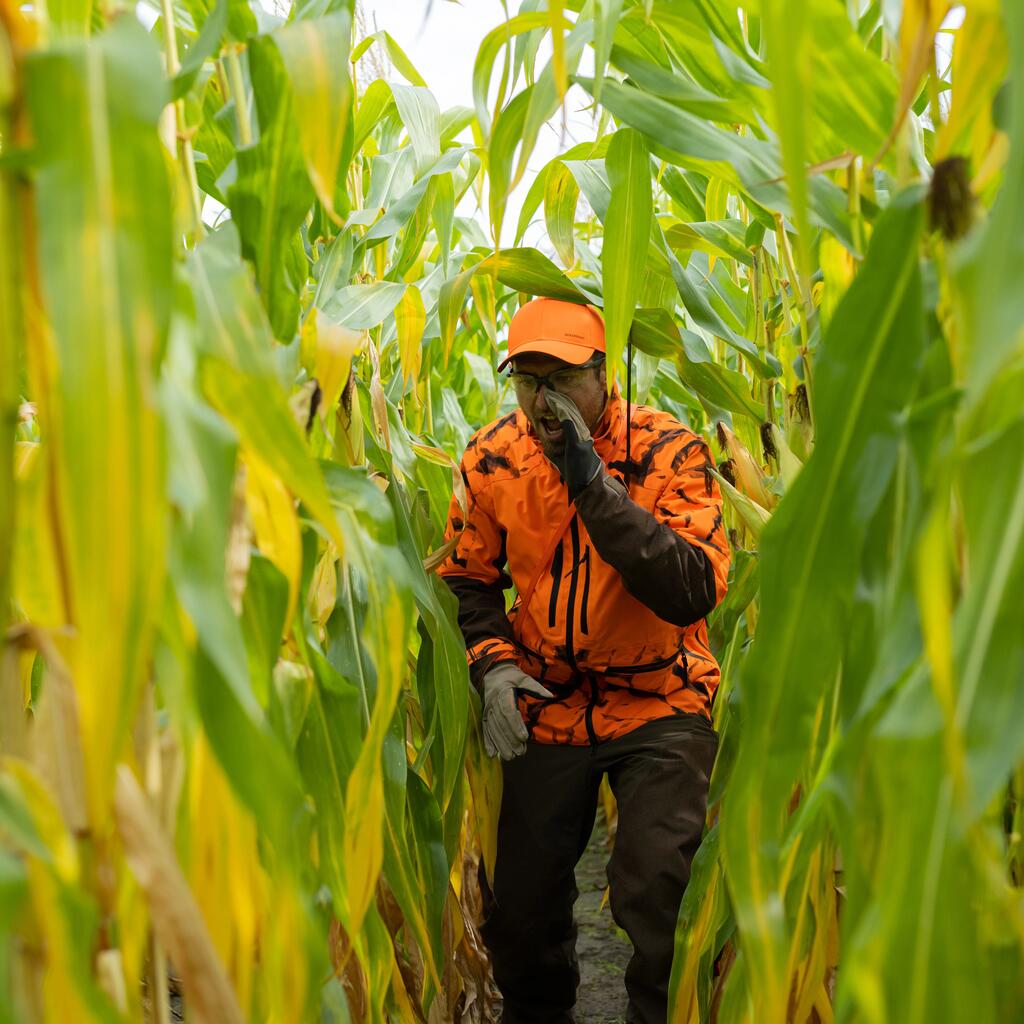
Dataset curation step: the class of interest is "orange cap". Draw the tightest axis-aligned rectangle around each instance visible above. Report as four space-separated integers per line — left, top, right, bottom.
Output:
497 297 605 371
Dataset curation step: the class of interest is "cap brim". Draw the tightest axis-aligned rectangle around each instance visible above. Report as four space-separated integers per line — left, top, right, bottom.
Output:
497 338 598 372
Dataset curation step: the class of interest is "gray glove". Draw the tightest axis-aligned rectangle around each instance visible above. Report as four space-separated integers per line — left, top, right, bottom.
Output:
544 391 604 500
481 662 553 760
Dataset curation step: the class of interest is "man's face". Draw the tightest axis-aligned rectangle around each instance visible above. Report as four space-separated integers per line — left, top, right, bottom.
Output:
512 353 608 454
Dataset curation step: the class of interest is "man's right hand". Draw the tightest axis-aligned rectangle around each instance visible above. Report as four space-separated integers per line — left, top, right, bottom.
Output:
481 662 554 760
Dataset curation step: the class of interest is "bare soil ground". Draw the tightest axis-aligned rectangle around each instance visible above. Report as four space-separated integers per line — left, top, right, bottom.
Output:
573 810 631 1024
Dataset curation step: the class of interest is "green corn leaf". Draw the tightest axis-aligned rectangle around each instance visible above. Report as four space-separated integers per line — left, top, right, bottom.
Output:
391 83 441 179
472 11 554 136
580 76 853 249
380 727 445 999
609 43 751 123
227 37 314 341
955 0 1024 408
188 226 345 554
665 219 754 267
351 29 428 87
353 78 395 152
592 0 624 103
719 191 927 1018
172 0 229 101
323 281 407 329
762 0 812 282
603 128 653 382
492 246 591 301
544 161 580 268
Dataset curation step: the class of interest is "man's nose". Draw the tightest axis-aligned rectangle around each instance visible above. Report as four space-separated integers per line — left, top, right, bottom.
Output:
534 385 551 412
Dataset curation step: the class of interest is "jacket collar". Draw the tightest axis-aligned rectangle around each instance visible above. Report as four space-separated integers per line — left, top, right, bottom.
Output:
592 387 627 460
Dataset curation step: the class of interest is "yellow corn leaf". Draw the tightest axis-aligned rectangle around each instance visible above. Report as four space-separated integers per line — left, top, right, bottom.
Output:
819 234 856 329
258 877 309 1024
274 11 354 225
671 858 723 1020
1 762 106 1022
464 712 502 883
2 758 79 882
914 498 966 795
423 536 459 575
25 859 111 1024
24 20 170 832
309 307 365 418
184 736 264 1016
244 451 302 634
937 7 1008 169
470 271 497 345
310 545 339 635
116 765 245 1024
885 0 953 163
395 283 426 389
390 957 418 1022
114 861 150 1023
12 442 64 630
899 1 953 76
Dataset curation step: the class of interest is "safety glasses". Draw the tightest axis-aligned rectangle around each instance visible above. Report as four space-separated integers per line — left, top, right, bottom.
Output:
508 355 604 395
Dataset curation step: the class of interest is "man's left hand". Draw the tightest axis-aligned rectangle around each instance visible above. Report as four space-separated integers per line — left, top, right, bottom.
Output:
545 391 603 500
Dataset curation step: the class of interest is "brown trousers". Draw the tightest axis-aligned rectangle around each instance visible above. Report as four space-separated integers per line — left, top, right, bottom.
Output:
480 714 718 1024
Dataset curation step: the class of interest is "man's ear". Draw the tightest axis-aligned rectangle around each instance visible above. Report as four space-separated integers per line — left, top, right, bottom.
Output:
598 362 607 392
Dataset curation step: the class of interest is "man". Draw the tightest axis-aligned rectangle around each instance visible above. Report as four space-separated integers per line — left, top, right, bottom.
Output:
439 297 729 1024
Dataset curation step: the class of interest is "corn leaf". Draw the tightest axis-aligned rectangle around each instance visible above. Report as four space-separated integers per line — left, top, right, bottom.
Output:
25 17 171 826
720 192 927 1017
603 128 653 380
227 37 314 340
274 10 355 224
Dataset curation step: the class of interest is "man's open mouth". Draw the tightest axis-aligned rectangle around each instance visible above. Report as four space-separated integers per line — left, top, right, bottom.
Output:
538 416 563 438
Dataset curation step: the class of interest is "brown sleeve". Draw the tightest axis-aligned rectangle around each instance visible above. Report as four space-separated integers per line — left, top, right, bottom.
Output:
574 472 719 628
442 576 516 690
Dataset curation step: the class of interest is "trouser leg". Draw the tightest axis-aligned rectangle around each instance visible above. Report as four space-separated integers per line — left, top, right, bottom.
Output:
480 741 600 1024
602 716 719 1024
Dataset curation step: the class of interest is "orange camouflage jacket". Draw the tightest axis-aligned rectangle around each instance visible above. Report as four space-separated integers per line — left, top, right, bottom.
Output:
439 392 730 745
